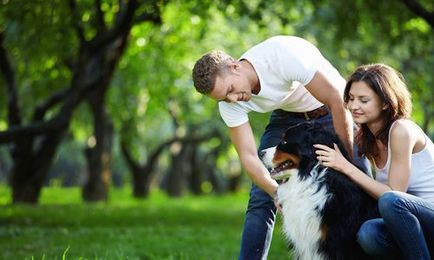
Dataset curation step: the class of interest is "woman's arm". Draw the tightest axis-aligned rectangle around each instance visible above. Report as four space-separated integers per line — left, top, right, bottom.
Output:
314 121 415 199
314 143 390 199
387 121 414 192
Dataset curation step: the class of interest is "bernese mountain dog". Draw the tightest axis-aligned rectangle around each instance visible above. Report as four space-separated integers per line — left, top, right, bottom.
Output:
260 121 379 260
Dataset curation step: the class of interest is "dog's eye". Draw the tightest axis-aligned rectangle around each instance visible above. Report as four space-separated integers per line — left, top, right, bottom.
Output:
281 141 287 145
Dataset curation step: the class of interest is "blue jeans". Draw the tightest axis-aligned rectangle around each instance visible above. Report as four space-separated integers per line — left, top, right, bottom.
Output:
238 110 371 260
357 191 434 260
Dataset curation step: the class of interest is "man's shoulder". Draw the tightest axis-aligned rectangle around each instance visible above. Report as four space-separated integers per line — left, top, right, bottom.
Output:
259 35 313 48
243 35 317 60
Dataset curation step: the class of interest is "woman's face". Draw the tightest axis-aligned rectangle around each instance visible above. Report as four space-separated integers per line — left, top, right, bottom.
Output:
347 81 386 126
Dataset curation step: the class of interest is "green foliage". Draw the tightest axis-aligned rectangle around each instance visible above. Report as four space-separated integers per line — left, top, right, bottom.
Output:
1 0 433 193
0 186 291 259
0 0 74 121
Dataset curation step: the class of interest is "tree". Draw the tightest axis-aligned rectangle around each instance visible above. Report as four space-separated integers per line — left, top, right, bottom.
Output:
0 0 161 203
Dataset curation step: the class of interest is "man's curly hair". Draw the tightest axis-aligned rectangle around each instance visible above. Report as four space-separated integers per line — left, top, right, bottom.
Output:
192 50 233 94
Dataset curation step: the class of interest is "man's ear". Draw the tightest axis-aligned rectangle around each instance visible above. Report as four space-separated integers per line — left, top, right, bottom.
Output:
230 61 240 72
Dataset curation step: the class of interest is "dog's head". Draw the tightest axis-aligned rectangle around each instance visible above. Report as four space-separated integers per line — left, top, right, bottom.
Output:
260 122 349 181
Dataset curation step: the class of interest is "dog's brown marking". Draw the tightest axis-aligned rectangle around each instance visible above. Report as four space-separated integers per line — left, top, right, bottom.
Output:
320 224 328 241
272 151 300 168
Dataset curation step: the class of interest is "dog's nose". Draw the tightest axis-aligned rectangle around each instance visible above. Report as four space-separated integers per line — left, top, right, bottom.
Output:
258 150 266 159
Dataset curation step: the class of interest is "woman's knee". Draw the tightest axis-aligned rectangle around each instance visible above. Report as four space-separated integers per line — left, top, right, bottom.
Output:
378 191 405 218
357 222 372 244
357 218 391 256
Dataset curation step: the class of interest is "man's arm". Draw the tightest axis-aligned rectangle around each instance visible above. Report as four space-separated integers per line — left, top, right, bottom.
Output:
305 71 354 157
229 122 278 196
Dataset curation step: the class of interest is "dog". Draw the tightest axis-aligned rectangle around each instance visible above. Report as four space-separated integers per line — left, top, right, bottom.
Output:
260 122 379 260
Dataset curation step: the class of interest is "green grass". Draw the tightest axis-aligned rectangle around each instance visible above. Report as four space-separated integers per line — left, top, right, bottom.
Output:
0 186 292 259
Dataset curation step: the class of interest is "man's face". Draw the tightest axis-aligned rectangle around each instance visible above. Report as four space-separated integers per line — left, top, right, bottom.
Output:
208 63 252 103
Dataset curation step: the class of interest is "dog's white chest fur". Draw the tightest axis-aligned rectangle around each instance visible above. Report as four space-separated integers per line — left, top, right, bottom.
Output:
278 164 330 260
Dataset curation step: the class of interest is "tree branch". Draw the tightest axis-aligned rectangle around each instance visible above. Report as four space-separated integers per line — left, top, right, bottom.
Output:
401 0 434 28
134 4 162 25
95 0 106 31
0 32 22 126
87 0 138 53
33 88 71 121
0 117 68 143
68 0 87 44
0 78 96 144
121 130 220 172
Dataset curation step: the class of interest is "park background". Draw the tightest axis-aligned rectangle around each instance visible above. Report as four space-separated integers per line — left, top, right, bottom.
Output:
0 0 433 259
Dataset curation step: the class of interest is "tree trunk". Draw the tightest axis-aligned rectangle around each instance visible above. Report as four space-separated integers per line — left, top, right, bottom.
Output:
227 174 242 192
11 132 63 203
188 143 202 195
121 142 151 198
81 26 131 202
166 141 190 197
82 91 114 202
121 136 179 198
132 173 147 198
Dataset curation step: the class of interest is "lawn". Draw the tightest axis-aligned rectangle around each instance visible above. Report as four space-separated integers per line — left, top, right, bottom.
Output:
0 186 292 259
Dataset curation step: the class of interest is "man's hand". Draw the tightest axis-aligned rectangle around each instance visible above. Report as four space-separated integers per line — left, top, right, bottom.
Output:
229 123 280 196
273 189 283 213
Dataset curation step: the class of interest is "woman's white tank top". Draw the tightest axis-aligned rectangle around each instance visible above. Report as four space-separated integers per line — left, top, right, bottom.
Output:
375 120 434 203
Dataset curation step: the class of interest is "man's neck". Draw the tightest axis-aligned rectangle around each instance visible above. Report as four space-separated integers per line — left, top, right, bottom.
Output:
240 59 260 94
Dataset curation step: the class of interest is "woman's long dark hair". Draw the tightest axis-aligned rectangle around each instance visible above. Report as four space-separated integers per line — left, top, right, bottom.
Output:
343 64 412 160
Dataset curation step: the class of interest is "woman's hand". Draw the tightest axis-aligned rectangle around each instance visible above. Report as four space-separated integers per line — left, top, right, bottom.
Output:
313 143 350 173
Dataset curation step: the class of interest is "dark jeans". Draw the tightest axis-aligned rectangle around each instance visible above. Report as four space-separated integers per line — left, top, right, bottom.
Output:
357 191 434 260
238 110 371 260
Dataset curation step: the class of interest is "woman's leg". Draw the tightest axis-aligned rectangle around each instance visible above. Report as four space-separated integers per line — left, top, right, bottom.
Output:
379 191 434 260
357 218 402 258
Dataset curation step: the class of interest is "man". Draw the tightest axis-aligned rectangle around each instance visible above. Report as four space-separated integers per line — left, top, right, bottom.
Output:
192 35 369 259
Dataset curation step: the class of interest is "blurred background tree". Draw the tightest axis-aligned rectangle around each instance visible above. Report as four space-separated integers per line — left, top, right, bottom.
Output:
0 0 432 204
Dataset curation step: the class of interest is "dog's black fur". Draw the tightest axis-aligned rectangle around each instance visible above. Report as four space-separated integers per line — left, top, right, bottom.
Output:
265 122 379 259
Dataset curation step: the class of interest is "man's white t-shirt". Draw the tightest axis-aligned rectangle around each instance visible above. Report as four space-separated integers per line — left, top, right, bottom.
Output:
219 35 346 128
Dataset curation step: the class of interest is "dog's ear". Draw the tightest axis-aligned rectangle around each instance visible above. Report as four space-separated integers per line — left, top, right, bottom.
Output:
310 126 351 160
302 122 351 160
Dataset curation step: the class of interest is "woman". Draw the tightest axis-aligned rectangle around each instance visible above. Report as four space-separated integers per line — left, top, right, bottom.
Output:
314 63 434 259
